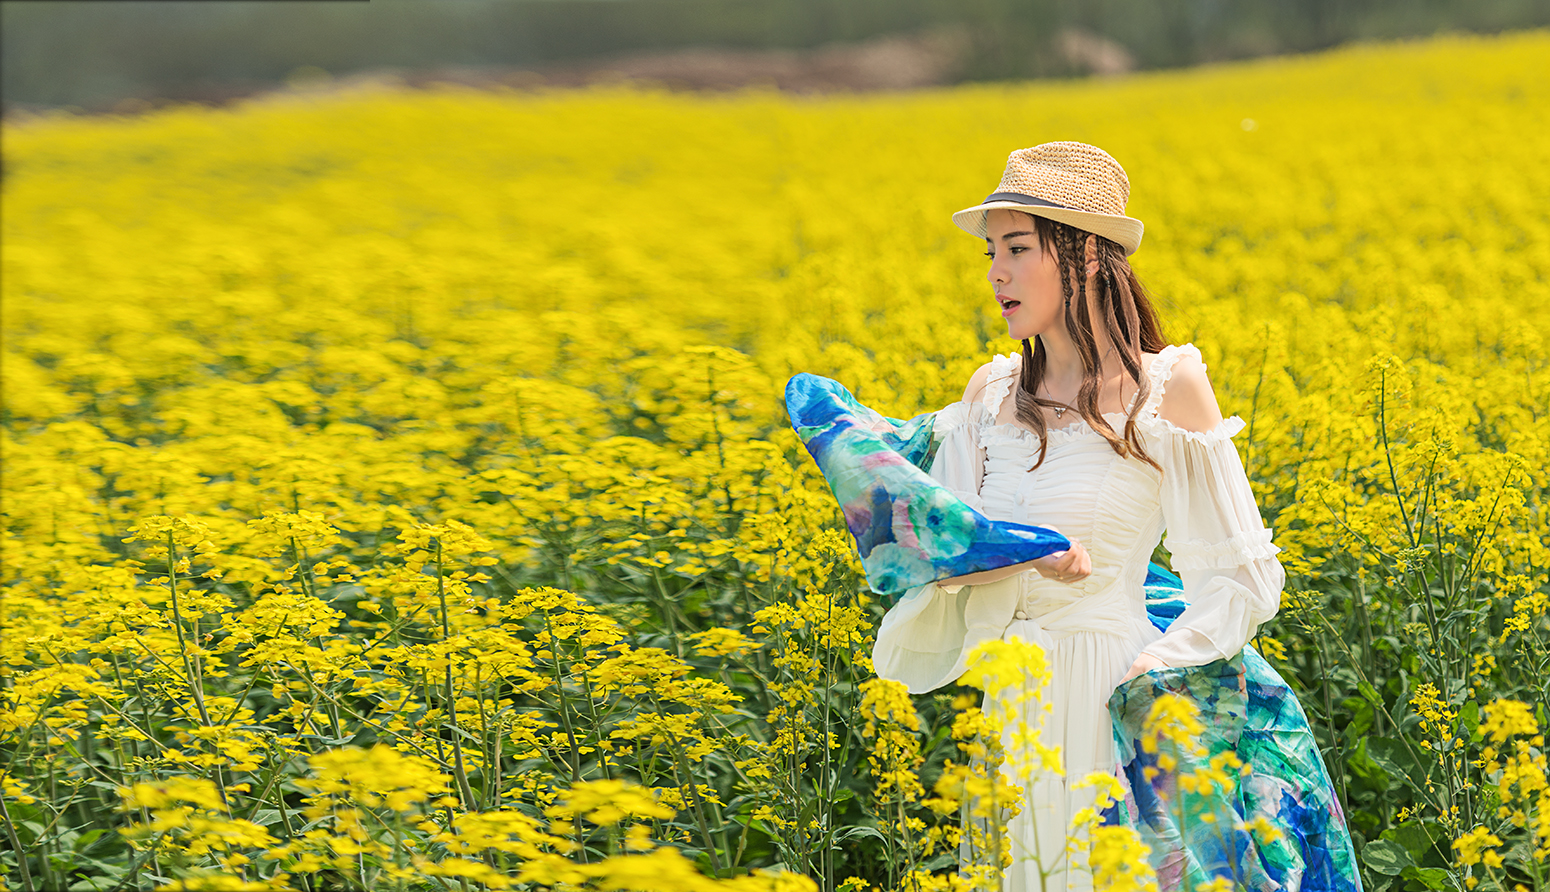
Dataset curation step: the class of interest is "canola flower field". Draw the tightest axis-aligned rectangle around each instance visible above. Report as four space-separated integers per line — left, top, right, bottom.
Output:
3 28 1549 892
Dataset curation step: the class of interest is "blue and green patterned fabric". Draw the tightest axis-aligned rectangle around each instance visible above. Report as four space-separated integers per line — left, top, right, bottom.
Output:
1114 567 1363 892
786 374 1362 892
785 373 1069 596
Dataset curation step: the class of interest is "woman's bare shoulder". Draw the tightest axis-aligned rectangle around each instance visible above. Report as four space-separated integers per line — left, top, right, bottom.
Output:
961 360 999 404
1156 350 1225 432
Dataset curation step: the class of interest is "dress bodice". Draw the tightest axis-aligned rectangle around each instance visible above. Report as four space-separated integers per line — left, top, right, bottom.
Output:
975 352 1171 605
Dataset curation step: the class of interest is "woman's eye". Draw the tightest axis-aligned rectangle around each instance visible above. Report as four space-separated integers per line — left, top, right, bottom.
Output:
1009 246 1026 254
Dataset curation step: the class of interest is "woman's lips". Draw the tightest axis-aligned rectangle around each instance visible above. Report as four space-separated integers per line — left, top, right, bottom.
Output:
997 295 1020 317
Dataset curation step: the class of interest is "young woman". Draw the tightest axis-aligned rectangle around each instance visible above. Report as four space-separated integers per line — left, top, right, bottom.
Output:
863 142 1312 890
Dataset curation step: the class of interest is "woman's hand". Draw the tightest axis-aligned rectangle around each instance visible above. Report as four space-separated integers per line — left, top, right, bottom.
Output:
1030 536 1091 584
1120 652 1167 683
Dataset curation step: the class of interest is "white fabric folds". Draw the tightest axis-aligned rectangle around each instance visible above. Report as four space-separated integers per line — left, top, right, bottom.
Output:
1141 411 1283 668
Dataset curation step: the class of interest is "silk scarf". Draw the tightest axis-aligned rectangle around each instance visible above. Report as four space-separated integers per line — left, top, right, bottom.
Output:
786 372 1069 596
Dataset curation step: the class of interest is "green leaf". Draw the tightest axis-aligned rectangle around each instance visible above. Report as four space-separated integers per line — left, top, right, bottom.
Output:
1459 700 1481 741
249 809 282 827
1367 737 1417 785
1350 702 1376 740
1359 681 1384 706
1346 737 1391 789
1400 865 1449 890
835 826 886 843
1364 839 1415 876
1381 820 1442 862
68 855 130 877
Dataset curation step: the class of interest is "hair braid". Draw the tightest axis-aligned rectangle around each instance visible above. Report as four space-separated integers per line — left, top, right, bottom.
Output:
1016 221 1088 471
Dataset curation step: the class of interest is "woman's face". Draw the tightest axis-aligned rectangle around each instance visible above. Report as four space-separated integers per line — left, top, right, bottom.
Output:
984 209 1065 341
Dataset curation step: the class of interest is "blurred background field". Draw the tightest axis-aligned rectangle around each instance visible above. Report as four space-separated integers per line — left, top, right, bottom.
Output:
2 9 1549 892
5 0 1550 112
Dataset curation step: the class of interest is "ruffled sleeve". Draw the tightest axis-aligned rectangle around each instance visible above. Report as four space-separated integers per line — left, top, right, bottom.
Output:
927 400 988 514
1138 350 1285 668
928 401 989 599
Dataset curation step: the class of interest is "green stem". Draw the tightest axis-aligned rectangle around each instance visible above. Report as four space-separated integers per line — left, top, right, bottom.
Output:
1351 573 1382 735
474 667 496 811
542 612 584 785
1376 367 1416 547
1313 633 1349 813
0 794 36 892
434 542 478 811
1308 610 1436 805
165 531 213 729
570 641 613 782
667 736 724 877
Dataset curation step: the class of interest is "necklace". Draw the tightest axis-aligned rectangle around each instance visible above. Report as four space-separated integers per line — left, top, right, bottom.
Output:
1040 392 1077 419
1040 347 1118 420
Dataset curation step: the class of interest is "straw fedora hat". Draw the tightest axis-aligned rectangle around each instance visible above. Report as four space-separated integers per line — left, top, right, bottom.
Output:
952 142 1144 255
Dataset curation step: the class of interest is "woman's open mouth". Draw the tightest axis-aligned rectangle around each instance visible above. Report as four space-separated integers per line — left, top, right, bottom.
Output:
997 294 1021 317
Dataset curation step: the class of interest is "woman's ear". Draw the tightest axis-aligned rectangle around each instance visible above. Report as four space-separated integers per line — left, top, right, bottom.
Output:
1084 234 1099 279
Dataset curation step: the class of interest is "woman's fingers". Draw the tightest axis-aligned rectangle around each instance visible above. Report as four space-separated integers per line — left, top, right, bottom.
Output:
1032 538 1091 582
1060 540 1088 576
1072 544 1091 576
1120 653 1167 682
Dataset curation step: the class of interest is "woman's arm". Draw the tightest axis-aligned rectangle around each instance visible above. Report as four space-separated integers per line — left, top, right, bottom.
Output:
1121 356 1219 680
1121 352 1283 681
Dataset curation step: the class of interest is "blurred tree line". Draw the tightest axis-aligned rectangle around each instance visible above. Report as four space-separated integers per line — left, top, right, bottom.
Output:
3 0 1548 110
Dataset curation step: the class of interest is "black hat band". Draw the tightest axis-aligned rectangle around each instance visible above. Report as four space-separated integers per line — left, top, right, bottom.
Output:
983 192 1075 210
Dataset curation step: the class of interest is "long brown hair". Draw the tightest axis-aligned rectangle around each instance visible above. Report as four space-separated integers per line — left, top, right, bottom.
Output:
1013 212 1169 471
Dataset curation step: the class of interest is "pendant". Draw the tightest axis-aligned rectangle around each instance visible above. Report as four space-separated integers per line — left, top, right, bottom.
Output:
1053 406 1067 418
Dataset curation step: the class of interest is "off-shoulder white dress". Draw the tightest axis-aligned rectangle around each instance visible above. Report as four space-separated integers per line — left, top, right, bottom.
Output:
872 344 1286 892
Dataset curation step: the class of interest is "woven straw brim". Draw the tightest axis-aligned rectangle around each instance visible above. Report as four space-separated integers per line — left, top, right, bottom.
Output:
953 201 1144 256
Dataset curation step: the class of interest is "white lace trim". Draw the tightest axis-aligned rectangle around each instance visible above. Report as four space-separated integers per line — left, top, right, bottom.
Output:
978 421 1034 442
1137 343 1203 421
980 353 1020 415
1168 527 1281 571
1141 414 1247 444
980 413 1134 450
